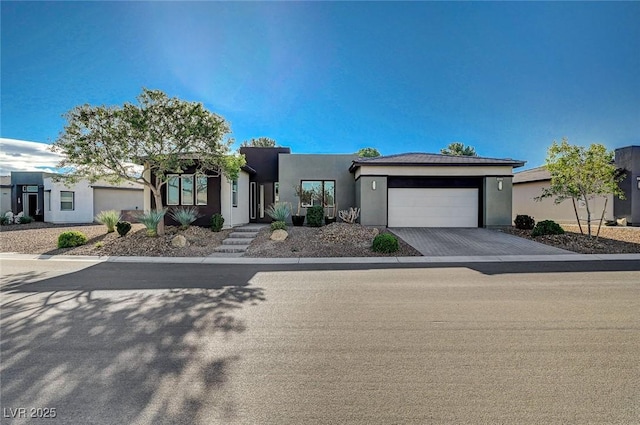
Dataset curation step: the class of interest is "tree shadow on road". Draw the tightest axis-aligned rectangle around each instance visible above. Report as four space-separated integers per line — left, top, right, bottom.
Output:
1 265 265 424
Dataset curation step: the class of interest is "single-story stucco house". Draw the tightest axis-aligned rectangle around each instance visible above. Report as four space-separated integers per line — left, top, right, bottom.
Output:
513 145 639 226
145 147 526 229
4 171 143 224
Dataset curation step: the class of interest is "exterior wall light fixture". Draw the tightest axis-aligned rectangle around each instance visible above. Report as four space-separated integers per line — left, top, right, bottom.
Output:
637 177 640 190
372 180 376 190
497 178 503 191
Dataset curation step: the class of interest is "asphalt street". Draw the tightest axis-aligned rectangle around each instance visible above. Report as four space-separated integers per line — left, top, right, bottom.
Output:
1 259 639 424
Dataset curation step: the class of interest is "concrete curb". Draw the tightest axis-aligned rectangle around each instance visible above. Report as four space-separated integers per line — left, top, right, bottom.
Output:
1 252 639 264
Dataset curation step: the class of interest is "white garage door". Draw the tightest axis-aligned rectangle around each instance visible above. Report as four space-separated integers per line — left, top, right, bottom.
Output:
388 188 478 227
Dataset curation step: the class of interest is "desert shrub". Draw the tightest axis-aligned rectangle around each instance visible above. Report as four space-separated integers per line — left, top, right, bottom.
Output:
514 214 535 230
94 241 104 248
532 220 565 237
116 221 132 237
95 209 121 233
138 209 167 236
306 205 324 227
271 221 287 231
57 231 88 248
0 215 9 225
372 233 399 253
169 206 202 230
19 215 34 224
266 202 291 222
211 213 224 232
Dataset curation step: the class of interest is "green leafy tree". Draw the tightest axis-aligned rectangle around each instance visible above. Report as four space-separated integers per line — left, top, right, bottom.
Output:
51 88 245 236
356 147 381 157
240 137 278 147
537 138 624 237
440 142 477 156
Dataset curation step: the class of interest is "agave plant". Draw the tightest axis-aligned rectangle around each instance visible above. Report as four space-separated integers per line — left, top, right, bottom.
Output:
95 210 122 233
266 202 291 222
137 209 167 236
169 206 202 230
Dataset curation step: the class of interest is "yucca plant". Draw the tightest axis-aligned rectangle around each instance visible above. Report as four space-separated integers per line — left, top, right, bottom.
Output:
266 202 291 222
169 206 202 230
95 210 122 233
137 209 167 236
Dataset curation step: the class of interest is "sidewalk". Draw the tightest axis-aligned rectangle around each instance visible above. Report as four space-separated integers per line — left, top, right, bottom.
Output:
1 252 639 264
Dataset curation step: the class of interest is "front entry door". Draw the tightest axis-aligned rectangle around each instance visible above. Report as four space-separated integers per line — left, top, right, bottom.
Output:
250 182 274 223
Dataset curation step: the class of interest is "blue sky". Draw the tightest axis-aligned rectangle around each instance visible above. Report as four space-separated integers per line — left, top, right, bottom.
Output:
2 1 639 171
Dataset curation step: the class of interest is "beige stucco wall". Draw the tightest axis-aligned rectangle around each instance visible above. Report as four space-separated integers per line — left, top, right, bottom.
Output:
355 165 514 179
1 187 11 213
513 181 614 224
93 188 143 216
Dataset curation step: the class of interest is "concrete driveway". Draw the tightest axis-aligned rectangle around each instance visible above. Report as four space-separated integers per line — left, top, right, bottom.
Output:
389 227 573 256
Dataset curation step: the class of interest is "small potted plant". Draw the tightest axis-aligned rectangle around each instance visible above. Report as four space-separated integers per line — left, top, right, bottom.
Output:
292 185 312 226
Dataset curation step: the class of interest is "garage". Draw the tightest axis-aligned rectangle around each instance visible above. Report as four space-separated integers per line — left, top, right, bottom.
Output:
350 153 524 227
388 188 479 227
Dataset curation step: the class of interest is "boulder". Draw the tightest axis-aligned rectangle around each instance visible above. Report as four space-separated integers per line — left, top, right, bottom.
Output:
171 234 188 248
616 218 627 226
270 229 288 241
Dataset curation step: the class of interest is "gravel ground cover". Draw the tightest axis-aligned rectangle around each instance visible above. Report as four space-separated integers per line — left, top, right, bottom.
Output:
499 224 640 254
244 222 422 257
2 221 638 257
0 222 231 257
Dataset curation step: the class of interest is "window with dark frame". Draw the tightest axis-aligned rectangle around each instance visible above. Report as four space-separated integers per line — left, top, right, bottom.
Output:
300 180 335 208
232 179 238 207
166 174 208 206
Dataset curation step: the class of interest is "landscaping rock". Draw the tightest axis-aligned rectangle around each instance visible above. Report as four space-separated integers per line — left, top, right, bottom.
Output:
171 234 188 248
270 229 288 241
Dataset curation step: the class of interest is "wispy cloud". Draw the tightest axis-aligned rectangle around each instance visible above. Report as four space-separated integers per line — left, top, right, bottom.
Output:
0 138 63 174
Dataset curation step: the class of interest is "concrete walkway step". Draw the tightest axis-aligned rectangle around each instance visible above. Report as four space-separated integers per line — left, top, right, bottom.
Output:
215 224 266 254
214 244 251 253
233 226 265 232
229 232 259 239
223 238 252 245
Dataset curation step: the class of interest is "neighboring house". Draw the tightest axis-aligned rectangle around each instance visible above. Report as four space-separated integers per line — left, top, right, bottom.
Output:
8 171 50 221
1 176 11 214
143 149 525 229
44 177 144 224
513 146 638 226
512 167 613 224
614 146 640 226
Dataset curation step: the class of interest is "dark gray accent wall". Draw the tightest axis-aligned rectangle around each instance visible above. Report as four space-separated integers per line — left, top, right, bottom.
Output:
484 176 513 226
278 154 357 221
615 146 640 225
10 171 46 217
357 176 388 226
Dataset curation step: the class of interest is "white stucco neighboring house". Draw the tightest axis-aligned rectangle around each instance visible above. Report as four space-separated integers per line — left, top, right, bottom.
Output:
44 177 143 224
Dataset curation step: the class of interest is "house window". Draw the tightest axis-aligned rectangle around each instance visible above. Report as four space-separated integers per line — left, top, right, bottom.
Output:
232 179 238 207
181 175 194 205
167 175 180 205
167 174 207 205
300 180 335 207
196 176 207 205
60 191 74 211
